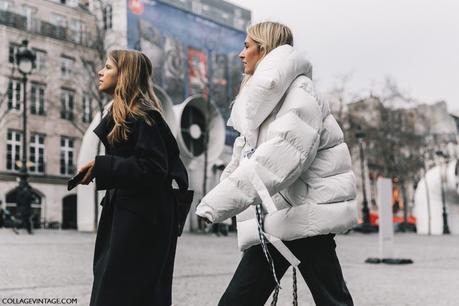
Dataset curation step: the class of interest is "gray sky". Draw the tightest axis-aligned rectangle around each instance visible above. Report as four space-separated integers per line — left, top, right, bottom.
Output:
228 0 459 112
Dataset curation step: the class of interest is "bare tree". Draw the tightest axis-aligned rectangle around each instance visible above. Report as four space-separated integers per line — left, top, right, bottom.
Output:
345 78 426 230
326 74 354 129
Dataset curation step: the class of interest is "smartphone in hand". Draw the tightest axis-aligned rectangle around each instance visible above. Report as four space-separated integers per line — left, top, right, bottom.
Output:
67 168 89 191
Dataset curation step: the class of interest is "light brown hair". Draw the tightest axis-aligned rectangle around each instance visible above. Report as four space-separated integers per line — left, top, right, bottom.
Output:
107 49 162 144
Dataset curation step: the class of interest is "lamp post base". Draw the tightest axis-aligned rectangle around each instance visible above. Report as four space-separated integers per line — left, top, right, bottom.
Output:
365 257 413 264
353 223 378 233
443 212 450 234
396 221 417 233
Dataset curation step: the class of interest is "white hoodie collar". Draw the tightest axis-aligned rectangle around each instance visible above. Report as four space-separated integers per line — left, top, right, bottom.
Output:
228 45 312 148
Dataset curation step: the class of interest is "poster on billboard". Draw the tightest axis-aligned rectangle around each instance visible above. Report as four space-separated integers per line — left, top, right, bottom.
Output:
138 19 164 85
188 48 208 98
229 53 243 100
163 37 185 104
212 53 229 121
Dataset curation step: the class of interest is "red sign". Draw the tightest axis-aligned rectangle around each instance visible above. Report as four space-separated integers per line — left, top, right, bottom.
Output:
129 0 144 15
188 48 208 98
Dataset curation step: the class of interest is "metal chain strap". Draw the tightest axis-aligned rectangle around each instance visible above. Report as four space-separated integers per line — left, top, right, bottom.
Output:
255 204 281 287
255 203 299 306
292 267 298 306
270 286 280 306
255 203 281 306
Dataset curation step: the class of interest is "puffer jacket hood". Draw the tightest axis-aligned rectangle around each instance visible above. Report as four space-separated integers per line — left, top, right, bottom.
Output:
196 45 358 251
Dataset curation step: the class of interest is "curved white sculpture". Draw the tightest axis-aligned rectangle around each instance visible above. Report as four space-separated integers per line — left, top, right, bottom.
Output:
172 96 226 231
154 86 178 137
76 112 105 232
414 160 459 234
173 95 225 164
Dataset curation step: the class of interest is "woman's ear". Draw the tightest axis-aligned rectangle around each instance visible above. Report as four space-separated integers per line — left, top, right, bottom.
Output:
257 45 265 57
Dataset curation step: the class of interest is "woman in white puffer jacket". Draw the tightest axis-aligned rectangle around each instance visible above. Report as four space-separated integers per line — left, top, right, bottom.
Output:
196 21 357 306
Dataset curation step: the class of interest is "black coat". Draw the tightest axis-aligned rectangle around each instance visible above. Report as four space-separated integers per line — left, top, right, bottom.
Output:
89 109 188 306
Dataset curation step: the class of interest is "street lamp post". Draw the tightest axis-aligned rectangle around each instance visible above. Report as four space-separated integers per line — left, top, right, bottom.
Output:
435 150 451 235
14 40 36 232
355 126 374 233
15 39 36 184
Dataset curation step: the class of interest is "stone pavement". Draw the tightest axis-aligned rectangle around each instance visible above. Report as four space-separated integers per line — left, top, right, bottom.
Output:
0 229 458 306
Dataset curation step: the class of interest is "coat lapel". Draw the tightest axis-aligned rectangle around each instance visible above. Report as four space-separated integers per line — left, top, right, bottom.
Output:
93 113 113 150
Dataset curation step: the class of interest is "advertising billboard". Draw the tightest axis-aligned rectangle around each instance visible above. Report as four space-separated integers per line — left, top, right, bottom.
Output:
126 0 247 145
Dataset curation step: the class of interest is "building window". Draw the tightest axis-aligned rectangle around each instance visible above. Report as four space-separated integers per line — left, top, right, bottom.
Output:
0 0 12 11
31 83 45 115
82 93 92 123
52 13 67 27
60 89 74 120
65 0 79 7
32 49 47 70
29 133 45 174
8 42 20 64
60 136 74 175
6 130 22 171
103 5 113 30
61 56 74 77
20 5 37 31
69 19 84 43
7 79 23 111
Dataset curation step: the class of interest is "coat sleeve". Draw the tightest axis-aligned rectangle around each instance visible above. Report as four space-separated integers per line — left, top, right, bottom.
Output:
93 116 168 190
219 135 246 183
196 84 322 223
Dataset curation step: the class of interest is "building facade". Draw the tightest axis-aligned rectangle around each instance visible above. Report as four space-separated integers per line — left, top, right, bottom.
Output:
0 0 100 229
342 97 458 223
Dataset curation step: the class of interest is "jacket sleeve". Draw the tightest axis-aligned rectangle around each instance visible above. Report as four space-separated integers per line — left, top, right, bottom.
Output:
93 116 168 190
196 84 322 223
219 135 246 183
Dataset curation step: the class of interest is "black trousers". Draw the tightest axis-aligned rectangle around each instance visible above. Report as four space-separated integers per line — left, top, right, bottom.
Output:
219 234 353 306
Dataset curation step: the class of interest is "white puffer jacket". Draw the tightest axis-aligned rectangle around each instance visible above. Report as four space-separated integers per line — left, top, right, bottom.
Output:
196 45 358 251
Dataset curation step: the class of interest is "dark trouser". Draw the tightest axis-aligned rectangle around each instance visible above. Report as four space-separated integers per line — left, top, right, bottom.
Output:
219 234 353 306
23 213 32 234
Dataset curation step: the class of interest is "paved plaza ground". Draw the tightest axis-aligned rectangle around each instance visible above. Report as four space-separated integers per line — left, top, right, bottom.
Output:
0 229 458 306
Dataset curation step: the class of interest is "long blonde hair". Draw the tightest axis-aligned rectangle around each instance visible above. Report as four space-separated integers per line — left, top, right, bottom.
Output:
241 21 294 87
107 49 163 144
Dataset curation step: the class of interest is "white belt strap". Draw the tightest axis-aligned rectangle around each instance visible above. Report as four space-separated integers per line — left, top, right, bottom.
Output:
245 159 300 267
247 161 278 214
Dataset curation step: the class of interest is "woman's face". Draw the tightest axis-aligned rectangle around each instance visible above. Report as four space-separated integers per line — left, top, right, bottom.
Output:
98 57 118 95
239 36 262 75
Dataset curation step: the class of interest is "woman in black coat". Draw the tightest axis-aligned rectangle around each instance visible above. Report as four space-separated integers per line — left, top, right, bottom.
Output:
78 50 188 306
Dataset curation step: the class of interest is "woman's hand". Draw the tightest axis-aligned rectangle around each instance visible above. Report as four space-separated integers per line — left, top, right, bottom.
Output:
79 160 95 185
198 216 212 224
196 203 214 224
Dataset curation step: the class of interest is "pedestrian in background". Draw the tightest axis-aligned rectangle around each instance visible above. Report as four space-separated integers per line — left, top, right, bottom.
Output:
196 21 357 306
16 181 33 234
78 49 189 306
0 200 4 228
